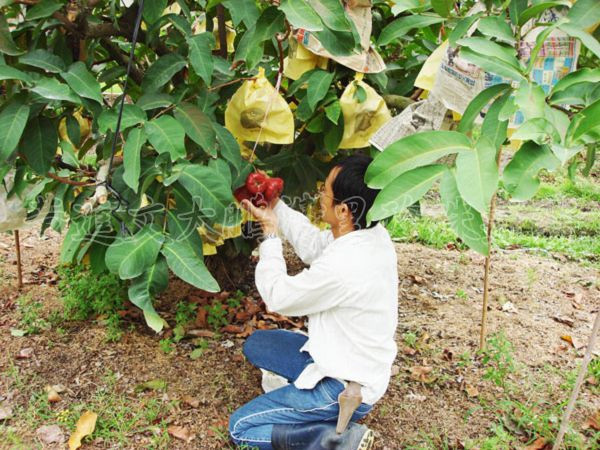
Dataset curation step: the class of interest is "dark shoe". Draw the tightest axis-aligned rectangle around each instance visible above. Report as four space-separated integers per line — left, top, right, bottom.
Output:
272 422 374 450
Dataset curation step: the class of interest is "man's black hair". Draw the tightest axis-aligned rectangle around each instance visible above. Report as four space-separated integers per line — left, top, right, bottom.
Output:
331 154 380 230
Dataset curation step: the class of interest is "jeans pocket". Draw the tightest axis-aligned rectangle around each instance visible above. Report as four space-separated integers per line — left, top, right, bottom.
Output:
319 378 345 403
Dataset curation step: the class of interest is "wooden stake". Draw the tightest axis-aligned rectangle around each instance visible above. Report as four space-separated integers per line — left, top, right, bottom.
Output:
552 311 599 450
14 230 22 289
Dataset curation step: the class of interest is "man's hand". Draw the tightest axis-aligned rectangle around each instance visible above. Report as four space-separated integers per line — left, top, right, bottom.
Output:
241 199 279 236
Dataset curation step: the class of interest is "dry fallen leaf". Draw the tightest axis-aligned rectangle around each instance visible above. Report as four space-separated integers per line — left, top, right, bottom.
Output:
17 347 34 359
195 308 208 328
168 425 195 442
401 345 417 356
410 366 436 383
0 405 13 420
45 385 61 403
582 410 600 431
464 384 479 398
525 437 548 450
68 411 97 450
36 424 65 444
501 301 518 314
390 365 400 376
221 324 243 334
552 316 575 327
182 395 200 408
560 335 574 347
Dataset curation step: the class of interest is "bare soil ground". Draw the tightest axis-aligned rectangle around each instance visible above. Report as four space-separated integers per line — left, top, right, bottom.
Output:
0 225 598 449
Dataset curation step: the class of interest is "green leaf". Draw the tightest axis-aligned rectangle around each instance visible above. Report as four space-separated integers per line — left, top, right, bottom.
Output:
20 49 66 73
141 53 187 93
233 28 264 68
177 164 237 225
166 207 204 258
254 6 286 41
214 123 241 172
21 117 57 174
458 83 511 133
518 1 571 27
279 0 323 31
123 127 146 193
354 83 367 103
325 100 341 124
187 33 215 86
309 0 352 32
558 22 600 60
378 15 445 46
60 217 92 263
162 238 219 292
365 131 472 189
174 102 216 154
105 225 165 280
314 28 357 56
60 62 103 104
307 70 334 110
0 97 30 160
449 12 483 47
514 81 546 121
455 137 499 214
477 16 516 45
26 0 62 20
566 98 600 145
0 65 32 84
525 23 558 74
143 0 167 24
137 93 174 111
457 37 520 69
509 0 528 25
481 91 510 150
511 118 561 144
459 47 525 82
440 169 488 256
367 165 447 223
224 0 260 27
567 0 600 29
128 258 169 333
431 0 453 18
31 77 80 103
0 16 24 56
97 104 146 134
145 115 187 162
503 142 560 201
550 82 600 106
551 68 600 97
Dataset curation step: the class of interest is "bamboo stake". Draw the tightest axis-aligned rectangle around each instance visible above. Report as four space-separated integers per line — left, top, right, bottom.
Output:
14 230 22 289
552 310 600 450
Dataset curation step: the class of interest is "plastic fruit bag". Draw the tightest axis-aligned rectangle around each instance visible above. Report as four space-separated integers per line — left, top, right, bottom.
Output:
225 67 294 144
339 73 391 149
284 39 328 80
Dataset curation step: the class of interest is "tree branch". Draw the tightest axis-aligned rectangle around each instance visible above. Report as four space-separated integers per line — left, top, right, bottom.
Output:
99 38 144 85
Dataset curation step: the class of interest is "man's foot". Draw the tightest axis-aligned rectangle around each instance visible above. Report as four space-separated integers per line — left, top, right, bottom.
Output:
356 426 374 450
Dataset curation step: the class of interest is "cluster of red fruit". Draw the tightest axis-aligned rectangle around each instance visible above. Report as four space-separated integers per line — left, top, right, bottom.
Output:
234 172 284 207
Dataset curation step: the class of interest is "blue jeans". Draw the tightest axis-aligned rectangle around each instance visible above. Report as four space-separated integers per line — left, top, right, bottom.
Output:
229 330 372 449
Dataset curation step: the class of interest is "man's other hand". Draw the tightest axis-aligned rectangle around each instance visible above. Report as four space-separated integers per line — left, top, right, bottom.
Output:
241 199 279 236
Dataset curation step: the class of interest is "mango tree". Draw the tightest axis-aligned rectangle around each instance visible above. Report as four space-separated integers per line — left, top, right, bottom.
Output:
365 0 600 349
0 0 457 331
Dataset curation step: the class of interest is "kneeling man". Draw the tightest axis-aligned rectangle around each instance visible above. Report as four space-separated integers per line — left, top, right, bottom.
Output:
229 155 398 450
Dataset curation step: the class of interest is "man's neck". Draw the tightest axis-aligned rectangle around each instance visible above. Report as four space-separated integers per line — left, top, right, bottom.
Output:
332 223 355 239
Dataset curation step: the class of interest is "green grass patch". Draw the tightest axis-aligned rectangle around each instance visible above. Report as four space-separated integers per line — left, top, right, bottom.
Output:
386 214 600 265
57 265 126 342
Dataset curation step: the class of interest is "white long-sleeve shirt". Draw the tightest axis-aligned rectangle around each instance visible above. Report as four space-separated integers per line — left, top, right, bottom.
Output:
255 200 398 405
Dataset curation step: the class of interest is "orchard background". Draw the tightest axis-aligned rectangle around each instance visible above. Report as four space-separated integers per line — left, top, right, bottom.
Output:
0 0 598 448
